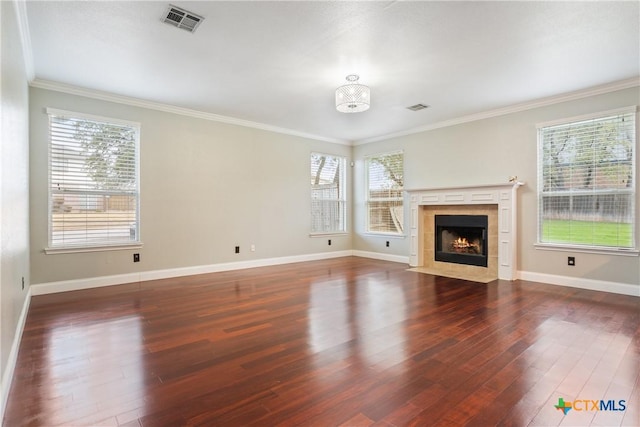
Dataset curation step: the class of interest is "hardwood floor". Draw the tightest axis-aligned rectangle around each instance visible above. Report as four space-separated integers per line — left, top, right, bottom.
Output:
3 256 639 426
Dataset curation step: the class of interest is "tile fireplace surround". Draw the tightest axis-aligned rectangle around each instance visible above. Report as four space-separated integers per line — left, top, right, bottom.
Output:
408 182 524 282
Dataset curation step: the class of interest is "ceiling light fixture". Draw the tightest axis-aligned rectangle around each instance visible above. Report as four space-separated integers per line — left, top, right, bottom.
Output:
335 75 370 113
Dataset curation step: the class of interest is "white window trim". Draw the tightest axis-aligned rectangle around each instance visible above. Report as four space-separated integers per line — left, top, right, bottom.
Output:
45 243 144 255
46 108 141 252
536 106 637 252
362 232 407 238
310 152 347 235
534 243 639 256
535 106 637 129
365 150 404 236
46 108 141 128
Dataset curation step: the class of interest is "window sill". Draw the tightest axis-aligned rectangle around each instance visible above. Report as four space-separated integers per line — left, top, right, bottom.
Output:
534 243 639 257
45 243 143 255
363 232 406 239
309 232 349 237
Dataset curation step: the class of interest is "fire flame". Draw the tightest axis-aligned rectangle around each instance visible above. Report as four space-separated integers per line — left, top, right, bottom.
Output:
451 237 479 254
453 237 471 248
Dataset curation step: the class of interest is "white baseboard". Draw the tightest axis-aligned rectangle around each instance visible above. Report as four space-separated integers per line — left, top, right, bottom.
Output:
519 271 640 297
30 271 142 295
352 250 410 264
30 250 355 296
139 250 355 282
1 287 31 421
30 254 637 298
30 250 412 296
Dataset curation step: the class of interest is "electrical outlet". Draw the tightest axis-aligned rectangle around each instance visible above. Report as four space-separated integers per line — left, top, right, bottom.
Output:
235 246 240 254
21 277 24 290
133 253 140 262
386 241 390 247
568 256 575 266
250 244 255 252
328 239 332 246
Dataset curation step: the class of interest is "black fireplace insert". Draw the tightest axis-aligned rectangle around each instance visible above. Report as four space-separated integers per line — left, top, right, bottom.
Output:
435 215 488 267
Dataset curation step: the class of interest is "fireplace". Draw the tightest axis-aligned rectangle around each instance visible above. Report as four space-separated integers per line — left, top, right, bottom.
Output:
408 182 523 281
435 215 488 267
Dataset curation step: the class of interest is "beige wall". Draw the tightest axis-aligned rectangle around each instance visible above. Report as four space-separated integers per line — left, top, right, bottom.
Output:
353 87 640 287
30 85 640 289
29 88 352 284
26 75 640 289
1 0 31 397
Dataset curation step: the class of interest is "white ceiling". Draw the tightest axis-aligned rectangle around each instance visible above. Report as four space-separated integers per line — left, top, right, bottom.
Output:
24 1 640 144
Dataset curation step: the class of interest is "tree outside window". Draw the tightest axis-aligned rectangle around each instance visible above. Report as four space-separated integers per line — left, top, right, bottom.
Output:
48 109 140 249
311 153 346 234
366 152 404 234
538 109 635 249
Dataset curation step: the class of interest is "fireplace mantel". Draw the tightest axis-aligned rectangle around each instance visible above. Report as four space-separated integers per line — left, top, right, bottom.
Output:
407 182 524 281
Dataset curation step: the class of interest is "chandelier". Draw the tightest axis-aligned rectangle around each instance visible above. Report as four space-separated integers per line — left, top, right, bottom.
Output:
335 74 370 113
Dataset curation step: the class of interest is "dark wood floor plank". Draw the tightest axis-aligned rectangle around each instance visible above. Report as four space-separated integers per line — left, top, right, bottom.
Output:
3 256 639 426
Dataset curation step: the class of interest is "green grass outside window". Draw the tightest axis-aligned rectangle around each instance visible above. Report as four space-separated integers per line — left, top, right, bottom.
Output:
541 219 633 247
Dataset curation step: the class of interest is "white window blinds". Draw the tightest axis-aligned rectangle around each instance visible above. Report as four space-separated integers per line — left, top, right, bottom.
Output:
311 153 346 233
48 109 140 249
366 151 404 234
538 107 636 249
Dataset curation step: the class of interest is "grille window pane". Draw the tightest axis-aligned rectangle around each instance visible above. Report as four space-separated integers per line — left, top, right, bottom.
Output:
366 152 404 234
48 109 140 249
538 108 636 249
311 153 346 233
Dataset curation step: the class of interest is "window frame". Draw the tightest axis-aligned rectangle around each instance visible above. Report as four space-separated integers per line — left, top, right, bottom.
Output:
310 152 347 235
535 106 638 256
45 108 142 254
365 150 405 236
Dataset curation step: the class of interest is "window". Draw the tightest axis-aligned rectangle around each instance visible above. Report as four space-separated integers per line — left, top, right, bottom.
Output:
366 151 404 234
311 153 346 234
538 107 636 251
47 108 140 251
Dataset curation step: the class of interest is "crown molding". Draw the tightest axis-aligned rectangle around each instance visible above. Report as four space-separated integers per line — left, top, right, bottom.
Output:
12 0 35 81
29 75 639 147
29 79 350 146
355 76 640 145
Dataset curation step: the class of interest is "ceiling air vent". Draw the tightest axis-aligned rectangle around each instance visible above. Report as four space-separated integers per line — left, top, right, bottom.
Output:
162 5 204 33
407 103 429 111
